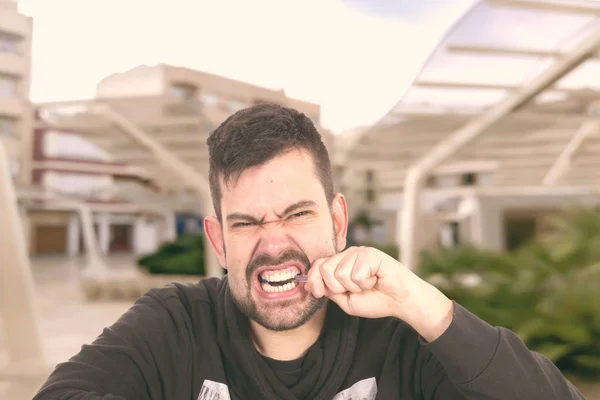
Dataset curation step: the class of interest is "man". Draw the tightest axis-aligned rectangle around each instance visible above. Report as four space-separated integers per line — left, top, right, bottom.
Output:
34 104 584 399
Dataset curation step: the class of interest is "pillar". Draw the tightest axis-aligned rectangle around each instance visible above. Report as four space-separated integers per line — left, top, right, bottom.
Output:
0 141 43 363
67 213 80 256
162 211 177 243
400 168 425 269
97 213 110 255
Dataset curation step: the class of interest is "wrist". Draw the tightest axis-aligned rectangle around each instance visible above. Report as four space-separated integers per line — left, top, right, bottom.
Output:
396 280 454 342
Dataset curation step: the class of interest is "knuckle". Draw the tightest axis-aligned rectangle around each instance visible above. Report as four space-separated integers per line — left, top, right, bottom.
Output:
351 271 363 282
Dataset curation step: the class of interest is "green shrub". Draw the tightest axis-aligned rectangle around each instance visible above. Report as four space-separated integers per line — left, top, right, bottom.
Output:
137 233 205 275
418 207 600 379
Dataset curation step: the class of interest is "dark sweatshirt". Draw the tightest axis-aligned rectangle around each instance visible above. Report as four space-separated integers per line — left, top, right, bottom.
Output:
33 277 585 400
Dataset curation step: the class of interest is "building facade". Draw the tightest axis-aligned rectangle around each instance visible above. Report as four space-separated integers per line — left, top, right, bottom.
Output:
0 0 33 182
28 118 163 256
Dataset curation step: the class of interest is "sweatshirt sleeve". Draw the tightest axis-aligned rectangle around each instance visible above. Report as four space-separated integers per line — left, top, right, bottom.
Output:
32 288 191 400
420 302 585 400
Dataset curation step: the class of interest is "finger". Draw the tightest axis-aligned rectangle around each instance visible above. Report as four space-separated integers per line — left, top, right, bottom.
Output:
320 253 351 295
333 251 362 293
351 248 379 290
305 257 327 298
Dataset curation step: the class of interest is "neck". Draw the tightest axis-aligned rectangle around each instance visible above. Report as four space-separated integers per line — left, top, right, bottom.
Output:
250 304 328 361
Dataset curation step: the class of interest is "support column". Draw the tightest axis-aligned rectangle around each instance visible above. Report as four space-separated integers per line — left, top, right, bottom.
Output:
67 213 80 256
395 207 403 260
0 141 43 363
19 203 31 255
400 168 425 269
162 211 177 243
74 203 105 272
97 213 110 255
133 215 146 255
468 194 485 247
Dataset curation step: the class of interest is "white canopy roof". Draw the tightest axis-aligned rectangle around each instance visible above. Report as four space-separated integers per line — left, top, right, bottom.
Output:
347 0 600 193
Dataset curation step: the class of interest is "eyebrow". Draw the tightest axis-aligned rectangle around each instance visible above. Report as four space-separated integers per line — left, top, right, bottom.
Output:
226 213 264 224
225 200 318 223
278 200 318 217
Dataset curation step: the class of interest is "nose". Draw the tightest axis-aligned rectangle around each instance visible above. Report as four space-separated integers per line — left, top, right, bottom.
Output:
255 221 291 258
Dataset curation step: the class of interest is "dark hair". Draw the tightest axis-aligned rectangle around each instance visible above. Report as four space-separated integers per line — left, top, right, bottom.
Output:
207 103 334 221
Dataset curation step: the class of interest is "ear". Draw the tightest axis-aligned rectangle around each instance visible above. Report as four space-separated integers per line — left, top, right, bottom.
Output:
204 215 227 269
331 193 348 252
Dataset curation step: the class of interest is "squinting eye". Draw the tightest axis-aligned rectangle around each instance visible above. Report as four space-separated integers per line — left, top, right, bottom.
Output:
291 211 309 218
232 222 254 228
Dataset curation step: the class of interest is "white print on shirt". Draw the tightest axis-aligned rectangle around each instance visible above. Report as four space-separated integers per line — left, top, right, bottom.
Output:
197 377 377 400
198 380 231 400
332 377 378 400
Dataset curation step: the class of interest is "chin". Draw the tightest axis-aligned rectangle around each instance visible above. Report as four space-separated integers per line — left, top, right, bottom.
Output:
250 297 327 332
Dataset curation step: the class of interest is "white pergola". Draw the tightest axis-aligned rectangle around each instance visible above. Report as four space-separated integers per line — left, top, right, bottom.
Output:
34 95 227 276
343 0 600 269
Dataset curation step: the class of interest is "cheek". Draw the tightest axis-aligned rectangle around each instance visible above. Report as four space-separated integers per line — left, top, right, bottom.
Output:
295 221 336 250
223 236 254 270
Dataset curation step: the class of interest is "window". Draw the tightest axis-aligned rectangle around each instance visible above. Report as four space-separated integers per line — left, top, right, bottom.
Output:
365 188 375 203
0 116 16 137
461 172 477 186
45 131 110 161
169 83 198 100
440 221 460 248
200 92 219 107
504 216 536 251
0 31 20 54
0 74 18 97
44 172 114 197
426 175 437 188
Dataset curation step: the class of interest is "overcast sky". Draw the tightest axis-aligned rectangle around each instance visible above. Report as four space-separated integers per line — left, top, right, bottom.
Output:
18 0 475 133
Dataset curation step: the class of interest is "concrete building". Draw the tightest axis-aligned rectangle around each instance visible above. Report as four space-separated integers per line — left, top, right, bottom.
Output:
97 64 324 131
0 0 33 182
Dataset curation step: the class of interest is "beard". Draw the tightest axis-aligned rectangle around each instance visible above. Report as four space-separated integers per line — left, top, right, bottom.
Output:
229 248 328 331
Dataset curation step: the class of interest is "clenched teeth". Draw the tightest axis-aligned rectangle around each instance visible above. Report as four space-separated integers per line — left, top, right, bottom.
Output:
260 267 301 283
261 281 298 293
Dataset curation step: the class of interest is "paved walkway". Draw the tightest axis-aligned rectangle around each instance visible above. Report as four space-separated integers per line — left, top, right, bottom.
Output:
0 255 135 399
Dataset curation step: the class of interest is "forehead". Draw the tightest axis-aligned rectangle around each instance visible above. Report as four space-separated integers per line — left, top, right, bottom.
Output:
219 149 326 214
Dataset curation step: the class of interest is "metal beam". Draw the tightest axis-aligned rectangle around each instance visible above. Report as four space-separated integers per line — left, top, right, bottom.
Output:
0 141 43 365
414 80 517 91
542 119 600 184
413 80 583 93
389 108 592 125
487 0 600 14
400 22 600 270
446 43 565 58
31 160 152 180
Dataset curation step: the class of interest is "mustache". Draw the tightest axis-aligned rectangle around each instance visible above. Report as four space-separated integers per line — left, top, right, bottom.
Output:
246 249 311 281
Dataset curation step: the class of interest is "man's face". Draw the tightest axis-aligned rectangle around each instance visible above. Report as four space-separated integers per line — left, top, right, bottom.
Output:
205 149 347 331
